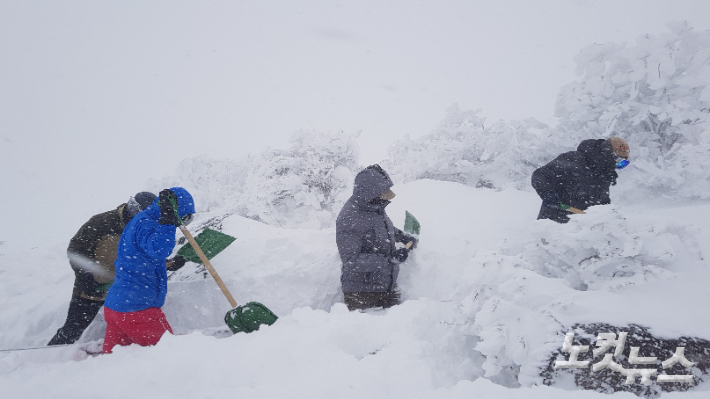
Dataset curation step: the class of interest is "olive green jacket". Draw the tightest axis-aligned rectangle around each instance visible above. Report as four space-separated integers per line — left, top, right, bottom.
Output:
67 204 129 300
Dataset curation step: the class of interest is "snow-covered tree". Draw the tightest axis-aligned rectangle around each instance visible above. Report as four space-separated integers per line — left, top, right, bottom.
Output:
383 105 573 189
556 21 710 199
154 155 248 214
239 130 360 229
151 130 361 229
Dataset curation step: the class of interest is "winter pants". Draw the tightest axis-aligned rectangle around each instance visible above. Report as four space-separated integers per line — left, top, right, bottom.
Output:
344 287 401 311
48 295 103 346
102 307 173 354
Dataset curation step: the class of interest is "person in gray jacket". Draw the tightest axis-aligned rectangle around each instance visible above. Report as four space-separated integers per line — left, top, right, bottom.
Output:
336 164 418 311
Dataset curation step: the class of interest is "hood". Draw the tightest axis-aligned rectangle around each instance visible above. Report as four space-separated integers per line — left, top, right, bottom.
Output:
125 192 157 220
170 187 196 217
145 187 196 219
352 167 394 203
577 139 615 171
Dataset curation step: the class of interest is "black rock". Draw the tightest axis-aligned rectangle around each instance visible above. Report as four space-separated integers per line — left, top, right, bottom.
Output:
540 323 710 397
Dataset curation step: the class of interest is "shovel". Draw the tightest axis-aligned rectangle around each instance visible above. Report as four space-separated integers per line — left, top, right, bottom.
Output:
403 210 420 249
176 228 236 264
177 224 278 334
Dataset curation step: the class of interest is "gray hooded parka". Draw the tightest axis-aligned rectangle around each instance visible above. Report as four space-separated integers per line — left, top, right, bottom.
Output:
336 167 413 293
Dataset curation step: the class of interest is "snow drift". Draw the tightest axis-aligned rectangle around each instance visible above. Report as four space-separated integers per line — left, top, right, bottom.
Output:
2 179 709 398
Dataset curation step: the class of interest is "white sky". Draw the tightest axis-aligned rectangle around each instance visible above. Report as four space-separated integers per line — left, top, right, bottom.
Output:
1 0 710 245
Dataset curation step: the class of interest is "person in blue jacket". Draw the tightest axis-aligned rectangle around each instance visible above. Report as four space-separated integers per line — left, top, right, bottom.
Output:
102 187 195 354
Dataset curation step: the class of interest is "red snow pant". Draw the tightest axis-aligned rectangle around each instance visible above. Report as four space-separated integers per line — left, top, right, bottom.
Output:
102 307 173 354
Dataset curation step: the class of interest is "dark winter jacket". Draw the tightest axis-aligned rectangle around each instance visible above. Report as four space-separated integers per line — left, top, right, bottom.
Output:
104 187 195 313
531 139 618 223
336 168 414 293
67 204 130 300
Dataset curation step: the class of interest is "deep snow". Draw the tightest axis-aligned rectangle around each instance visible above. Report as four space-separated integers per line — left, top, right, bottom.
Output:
1 179 709 398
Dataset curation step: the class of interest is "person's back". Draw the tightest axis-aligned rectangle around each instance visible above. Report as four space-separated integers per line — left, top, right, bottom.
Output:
531 138 629 223
104 203 172 312
67 206 127 290
105 188 195 313
48 192 157 346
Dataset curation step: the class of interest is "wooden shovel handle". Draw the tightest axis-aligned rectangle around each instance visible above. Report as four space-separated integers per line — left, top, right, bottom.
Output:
179 225 238 308
568 206 585 214
405 241 413 249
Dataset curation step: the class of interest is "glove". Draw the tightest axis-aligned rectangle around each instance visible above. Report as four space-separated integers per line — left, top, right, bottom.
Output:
167 255 187 272
158 189 180 226
559 203 571 211
391 248 409 264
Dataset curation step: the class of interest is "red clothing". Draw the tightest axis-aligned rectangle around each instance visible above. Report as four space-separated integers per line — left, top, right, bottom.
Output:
103 307 173 354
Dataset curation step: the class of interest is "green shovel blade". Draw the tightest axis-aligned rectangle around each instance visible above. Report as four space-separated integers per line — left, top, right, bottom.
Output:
224 302 278 334
404 211 420 236
176 228 236 264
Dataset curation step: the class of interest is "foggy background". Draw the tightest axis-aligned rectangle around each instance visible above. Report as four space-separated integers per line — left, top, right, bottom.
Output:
2 0 710 245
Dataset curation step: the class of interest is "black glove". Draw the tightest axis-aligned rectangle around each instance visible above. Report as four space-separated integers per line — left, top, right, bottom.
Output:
158 189 180 226
391 248 409 264
167 255 187 271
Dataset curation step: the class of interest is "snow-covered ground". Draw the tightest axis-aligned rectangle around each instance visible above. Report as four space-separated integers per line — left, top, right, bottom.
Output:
1 179 708 398
2 3 710 397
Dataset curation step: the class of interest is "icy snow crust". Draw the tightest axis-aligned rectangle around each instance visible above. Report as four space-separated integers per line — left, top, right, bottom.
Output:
1 180 709 398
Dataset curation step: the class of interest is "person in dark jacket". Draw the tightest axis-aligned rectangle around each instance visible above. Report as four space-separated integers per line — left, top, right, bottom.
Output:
102 187 195 354
336 165 418 311
531 138 630 223
47 192 184 346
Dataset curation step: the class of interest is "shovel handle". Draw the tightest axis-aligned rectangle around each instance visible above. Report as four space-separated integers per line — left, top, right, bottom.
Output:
405 241 413 249
179 225 238 308
568 206 585 214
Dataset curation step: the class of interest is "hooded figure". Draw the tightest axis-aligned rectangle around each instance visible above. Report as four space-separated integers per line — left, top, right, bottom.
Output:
336 165 417 311
531 138 629 223
102 187 195 353
48 192 158 346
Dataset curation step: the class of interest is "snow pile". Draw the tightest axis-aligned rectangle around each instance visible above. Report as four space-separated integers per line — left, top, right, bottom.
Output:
2 180 710 398
502 205 702 292
0 241 75 350
151 129 360 229
388 184 708 390
166 214 343 320
0 302 643 399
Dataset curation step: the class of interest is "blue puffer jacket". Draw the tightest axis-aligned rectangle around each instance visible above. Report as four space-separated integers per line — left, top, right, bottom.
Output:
105 187 195 313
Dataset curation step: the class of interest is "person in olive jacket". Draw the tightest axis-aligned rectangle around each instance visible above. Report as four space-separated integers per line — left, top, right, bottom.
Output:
531 137 630 223
336 165 418 311
48 192 173 345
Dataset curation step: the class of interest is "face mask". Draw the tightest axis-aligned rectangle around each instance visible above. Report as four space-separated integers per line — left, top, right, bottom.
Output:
615 155 630 170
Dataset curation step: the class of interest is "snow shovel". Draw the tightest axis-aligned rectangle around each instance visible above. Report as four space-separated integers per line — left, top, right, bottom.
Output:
176 228 236 264
403 210 420 249
177 224 278 334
